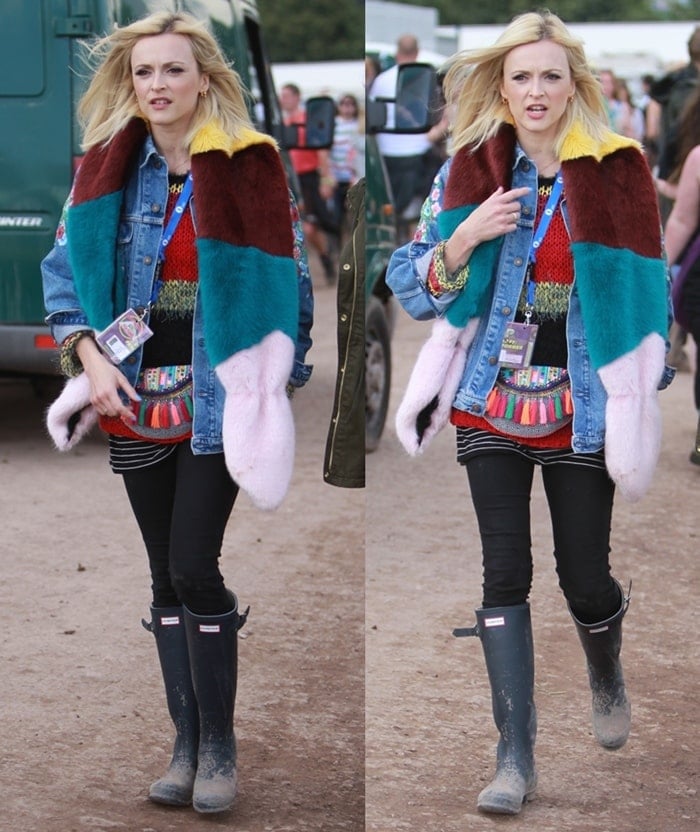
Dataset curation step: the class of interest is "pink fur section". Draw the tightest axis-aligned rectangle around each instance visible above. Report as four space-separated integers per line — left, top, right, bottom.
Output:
598 333 666 502
395 317 478 454
216 331 295 511
46 372 98 450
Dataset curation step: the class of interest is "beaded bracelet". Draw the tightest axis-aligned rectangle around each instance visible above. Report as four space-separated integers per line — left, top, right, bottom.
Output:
427 241 470 297
59 330 95 378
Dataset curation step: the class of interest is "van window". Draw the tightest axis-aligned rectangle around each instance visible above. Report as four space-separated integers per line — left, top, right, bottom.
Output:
0 9 44 95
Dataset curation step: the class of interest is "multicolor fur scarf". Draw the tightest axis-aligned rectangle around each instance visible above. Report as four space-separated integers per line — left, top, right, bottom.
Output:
395 123 670 501
47 118 299 510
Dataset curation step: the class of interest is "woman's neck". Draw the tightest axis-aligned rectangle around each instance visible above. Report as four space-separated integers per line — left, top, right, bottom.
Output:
151 127 191 174
516 134 560 176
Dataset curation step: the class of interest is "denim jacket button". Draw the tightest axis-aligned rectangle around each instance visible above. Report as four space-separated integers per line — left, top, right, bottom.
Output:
470 404 481 413
144 255 153 265
151 203 161 214
488 355 498 365
502 306 512 315
514 257 523 266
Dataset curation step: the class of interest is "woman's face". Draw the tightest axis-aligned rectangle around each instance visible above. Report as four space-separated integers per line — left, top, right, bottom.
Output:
339 97 358 119
131 33 209 136
500 39 575 147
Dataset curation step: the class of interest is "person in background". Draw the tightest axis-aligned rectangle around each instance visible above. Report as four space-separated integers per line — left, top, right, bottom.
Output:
614 77 645 141
330 93 363 241
365 54 381 91
41 11 313 815
598 67 623 130
655 82 700 464
640 72 660 169
387 10 671 817
324 178 365 488
280 82 338 283
650 29 700 370
650 25 700 183
370 34 444 228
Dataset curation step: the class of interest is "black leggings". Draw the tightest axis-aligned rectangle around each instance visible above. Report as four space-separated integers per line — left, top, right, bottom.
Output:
121 442 238 615
464 452 620 623
680 267 700 410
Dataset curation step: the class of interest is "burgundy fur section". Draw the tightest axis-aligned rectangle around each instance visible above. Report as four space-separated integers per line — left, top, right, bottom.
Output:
443 125 661 258
562 150 661 257
191 144 293 257
73 119 148 205
444 127 516 210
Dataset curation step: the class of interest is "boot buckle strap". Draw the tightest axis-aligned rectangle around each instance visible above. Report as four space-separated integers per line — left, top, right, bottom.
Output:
237 605 251 631
452 625 480 638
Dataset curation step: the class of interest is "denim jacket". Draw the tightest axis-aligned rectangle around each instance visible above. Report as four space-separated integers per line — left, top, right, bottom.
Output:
387 147 673 454
42 135 313 455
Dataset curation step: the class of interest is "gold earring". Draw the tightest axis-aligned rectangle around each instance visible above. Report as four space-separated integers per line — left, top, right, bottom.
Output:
200 89 208 99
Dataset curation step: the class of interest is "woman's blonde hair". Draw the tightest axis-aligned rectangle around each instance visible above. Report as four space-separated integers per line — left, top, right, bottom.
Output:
78 11 253 150
443 10 609 155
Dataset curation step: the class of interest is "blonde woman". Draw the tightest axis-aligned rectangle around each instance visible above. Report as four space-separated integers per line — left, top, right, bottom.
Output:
42 12 312 814
388 11 671 815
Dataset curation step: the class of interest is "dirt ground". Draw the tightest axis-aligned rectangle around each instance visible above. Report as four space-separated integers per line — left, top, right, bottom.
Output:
0 266 364 832
366 311 699 832
1 260 698 832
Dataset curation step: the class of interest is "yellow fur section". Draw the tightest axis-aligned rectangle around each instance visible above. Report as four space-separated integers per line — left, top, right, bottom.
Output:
190 122 278 157
561 122 640 162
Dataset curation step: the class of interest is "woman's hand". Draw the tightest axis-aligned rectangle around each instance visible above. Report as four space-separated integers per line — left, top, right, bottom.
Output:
444 185 531 274
75 336 140 422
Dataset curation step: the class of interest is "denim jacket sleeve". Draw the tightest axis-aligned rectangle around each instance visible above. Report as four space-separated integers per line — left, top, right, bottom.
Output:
289 189 314 388
385 158 461 321
41 188 93 345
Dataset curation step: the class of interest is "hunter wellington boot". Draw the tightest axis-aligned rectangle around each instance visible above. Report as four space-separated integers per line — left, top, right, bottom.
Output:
569 581 631 749
142 606 199 806
184 594 248 814
456 603 538 814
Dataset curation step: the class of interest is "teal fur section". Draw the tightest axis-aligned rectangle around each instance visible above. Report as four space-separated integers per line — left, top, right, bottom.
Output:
572 242 668 369
66 192 122 330
438 205 503 328
196 239 298 366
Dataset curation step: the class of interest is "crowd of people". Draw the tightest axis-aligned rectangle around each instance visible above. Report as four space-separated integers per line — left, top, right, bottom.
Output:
280 83 364 283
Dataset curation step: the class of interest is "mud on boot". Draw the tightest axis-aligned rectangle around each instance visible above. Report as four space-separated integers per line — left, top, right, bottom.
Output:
569 580 631 750
143 606 199 806
454 603 538 815
184 593 248 814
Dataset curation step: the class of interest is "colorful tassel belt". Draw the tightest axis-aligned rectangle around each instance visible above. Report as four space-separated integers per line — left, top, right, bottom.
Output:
484 365 572 438
130 364 194 440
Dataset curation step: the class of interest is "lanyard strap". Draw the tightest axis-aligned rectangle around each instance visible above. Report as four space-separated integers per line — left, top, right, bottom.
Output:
159 173 193 262
149 173 193 307
526 172 563 308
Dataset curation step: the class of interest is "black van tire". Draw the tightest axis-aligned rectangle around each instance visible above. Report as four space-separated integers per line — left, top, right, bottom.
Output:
365 296 391 453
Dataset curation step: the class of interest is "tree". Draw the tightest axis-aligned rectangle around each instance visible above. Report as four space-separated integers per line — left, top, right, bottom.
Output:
258 0 364 62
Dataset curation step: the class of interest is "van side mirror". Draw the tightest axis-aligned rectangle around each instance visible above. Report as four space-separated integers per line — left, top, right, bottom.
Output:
394 63 438 133
366 98 388 134
368 62 437 134
280 96 336 149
